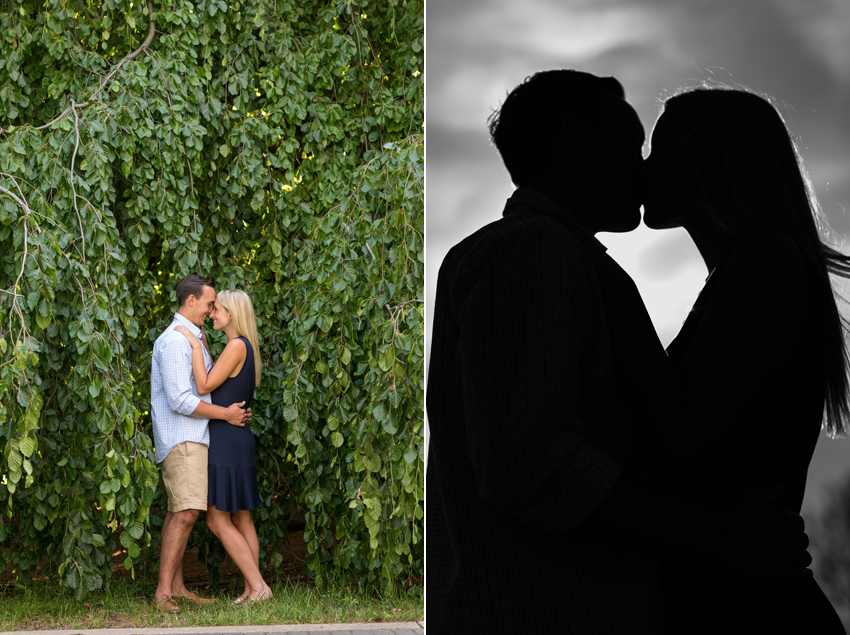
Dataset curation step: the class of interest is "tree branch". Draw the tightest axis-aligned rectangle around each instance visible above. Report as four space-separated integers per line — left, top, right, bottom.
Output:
70 100 85 262
0 0 157 135
0 184 32 336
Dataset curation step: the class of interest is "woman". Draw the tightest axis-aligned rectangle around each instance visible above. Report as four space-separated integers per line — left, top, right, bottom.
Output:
643 86 847 632
174 289 272 604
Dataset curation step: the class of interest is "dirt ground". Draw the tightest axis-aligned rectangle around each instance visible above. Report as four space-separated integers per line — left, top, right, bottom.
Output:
0 529 309 587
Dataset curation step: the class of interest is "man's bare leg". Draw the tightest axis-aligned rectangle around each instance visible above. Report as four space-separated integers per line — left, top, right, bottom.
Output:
155 509 199 601
158 513 189 596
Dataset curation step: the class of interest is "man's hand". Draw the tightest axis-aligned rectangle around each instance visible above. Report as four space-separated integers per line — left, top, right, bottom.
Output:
223 402 248 427
709 485 812 581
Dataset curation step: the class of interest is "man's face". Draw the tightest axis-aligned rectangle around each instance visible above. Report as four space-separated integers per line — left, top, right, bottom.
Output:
189 285 216 327
586 99 646 233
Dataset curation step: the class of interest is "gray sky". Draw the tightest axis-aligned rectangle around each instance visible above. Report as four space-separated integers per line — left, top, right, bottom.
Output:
426 0 850 516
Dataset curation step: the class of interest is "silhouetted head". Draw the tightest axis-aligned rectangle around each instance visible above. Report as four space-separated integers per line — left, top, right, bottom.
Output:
643 87 823 242
645 85 850 437
488 70 645 233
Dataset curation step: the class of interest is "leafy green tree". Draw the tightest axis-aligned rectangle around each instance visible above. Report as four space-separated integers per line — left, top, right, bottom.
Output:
0 0 423 598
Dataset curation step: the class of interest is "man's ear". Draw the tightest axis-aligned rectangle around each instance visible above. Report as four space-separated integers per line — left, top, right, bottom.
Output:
558 111 595 155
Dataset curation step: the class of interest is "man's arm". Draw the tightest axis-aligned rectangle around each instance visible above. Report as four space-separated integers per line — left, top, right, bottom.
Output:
160 337 203 416
160 337 251 426
577 467 813 581
192 399 250 426
458 228 620 531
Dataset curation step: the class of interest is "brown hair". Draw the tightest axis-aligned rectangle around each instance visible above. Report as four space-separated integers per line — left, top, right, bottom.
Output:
176 274 215 307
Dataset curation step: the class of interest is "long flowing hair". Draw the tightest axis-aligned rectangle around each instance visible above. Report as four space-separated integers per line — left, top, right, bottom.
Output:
660 85 850 436
217 289 262 387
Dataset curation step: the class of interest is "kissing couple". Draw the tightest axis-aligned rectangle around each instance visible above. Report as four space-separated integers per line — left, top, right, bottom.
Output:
150 274 273 612
427 70 848 633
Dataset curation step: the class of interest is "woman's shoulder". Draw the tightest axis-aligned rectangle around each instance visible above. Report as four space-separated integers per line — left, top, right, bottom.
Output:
224 337 248 357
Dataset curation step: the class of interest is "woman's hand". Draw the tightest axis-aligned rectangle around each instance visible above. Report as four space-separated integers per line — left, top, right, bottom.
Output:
174 325 201 349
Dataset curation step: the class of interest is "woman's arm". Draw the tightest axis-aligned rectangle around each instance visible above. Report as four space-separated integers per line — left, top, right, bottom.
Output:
174 327 247 394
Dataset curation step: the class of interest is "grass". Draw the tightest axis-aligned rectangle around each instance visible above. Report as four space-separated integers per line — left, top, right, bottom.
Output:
0 577 424 631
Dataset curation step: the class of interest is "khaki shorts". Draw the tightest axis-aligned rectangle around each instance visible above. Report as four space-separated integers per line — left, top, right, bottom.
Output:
161 441 208 512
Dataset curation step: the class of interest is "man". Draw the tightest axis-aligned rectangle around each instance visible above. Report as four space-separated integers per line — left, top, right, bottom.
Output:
425 70 810 633
150 274 250 612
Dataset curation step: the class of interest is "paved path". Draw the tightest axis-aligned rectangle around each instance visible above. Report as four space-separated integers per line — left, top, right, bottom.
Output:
0 623 423 635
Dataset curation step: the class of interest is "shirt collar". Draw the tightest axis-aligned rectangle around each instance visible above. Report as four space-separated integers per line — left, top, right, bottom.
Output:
173 312 204 339
503 187 608 253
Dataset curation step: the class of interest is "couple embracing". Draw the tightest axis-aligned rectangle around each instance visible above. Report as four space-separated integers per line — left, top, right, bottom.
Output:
150 274 272 612
427 70 848 632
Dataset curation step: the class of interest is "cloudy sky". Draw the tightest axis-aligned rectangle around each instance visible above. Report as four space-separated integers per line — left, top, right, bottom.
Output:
425 0 850 516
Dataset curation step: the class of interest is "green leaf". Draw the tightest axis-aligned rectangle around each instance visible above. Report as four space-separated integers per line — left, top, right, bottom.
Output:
367 455 381 473
403 447 417 464
19 435 37 458
128 521 144 540
65 567 78 590
91 533 106 547
331 431 344 447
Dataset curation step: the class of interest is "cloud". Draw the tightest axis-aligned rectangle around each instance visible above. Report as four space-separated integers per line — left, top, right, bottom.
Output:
637 229 704 281
427 0 667 132
775 0 850 85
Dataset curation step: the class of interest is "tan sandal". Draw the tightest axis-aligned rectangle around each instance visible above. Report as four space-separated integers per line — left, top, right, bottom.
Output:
245 590 273 605
154 595 181 613
174 590 217 605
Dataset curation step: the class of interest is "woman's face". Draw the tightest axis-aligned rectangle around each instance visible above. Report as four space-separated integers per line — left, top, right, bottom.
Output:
642 112 694 230
210 299 231 331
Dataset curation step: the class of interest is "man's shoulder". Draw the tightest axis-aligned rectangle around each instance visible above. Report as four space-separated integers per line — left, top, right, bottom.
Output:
442 215 589 278
153 322 190 355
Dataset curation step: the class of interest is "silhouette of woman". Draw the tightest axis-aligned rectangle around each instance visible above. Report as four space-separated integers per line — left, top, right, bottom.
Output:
643 86 848 633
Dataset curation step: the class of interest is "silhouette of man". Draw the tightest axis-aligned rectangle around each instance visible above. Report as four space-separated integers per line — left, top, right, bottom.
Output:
425 70 810 634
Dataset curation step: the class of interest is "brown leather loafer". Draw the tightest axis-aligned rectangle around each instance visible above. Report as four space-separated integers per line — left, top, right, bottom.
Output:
153 595 181 613
175 590 217 605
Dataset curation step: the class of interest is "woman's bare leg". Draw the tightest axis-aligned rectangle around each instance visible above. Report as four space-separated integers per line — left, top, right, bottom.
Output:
206 505 271 599
230 510 261 600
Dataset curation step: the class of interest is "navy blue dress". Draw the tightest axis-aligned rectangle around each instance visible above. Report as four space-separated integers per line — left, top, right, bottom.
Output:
208 336 261 513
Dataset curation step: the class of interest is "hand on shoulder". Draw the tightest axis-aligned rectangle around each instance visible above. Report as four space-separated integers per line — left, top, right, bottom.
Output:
173 325 201 348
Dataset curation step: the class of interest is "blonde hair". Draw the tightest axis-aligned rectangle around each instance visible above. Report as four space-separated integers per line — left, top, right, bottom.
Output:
217 289 262 386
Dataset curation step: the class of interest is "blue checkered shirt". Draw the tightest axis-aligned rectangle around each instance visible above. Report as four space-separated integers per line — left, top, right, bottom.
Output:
151 313 213 464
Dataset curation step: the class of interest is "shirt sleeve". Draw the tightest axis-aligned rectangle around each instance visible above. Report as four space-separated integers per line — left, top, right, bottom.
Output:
457 228 621 531
160 336 202 416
